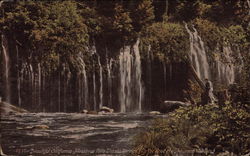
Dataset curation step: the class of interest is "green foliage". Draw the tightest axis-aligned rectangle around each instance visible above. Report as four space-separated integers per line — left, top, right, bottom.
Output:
112 4 133 36
193 18 223 52
1 1 89 75
141 22 189 63
183 79 202 105
167 0 249 27
133 103 250 155
193 18 248 63
131 0 155 32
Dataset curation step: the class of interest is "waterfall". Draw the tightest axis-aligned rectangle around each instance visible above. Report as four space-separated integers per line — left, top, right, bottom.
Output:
78 54 88 111
83 61 88 110
93 66 97 110
119 45 132 112
29 64 34 108
16 43 21 107
107 58 113 108
91 45 98 111
185 24 210 81
215 46 235 86
119 39 143 112
38 63 41 108
98 56 103 109
90 44 104 110
134 39 143 112
1 35 11 102
163 62 167 97
147 45 152 109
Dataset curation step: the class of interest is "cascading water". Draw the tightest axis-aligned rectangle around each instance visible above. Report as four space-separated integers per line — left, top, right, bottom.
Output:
119 39 143 112
93 65 97 110
107 58 113 108
77 54 88 111
215 46 235 86
185 24 210 82
83 61 88 110
98 56 103 109
29 64 34 108
16 43 21 107
38 63 41 108
146 45 152 109
119 45 132 112
91 45 97 110
134 39 143 112
1 34 11 102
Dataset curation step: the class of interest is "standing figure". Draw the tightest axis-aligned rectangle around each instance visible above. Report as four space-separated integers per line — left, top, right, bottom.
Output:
201 79 216 105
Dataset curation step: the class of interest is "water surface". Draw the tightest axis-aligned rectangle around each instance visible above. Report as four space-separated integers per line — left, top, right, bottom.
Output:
1 113 165 155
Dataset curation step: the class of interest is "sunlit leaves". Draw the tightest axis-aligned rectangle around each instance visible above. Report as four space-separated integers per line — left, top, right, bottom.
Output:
142 22 189 63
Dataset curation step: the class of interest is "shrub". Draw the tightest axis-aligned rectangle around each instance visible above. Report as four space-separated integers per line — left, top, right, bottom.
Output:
133 103 250 155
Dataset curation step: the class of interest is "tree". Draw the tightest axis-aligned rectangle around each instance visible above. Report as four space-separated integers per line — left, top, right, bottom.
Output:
1 1 89 74
131 0 154 32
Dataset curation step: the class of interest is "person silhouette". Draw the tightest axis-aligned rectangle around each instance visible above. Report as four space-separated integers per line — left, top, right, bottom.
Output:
201 79 215 105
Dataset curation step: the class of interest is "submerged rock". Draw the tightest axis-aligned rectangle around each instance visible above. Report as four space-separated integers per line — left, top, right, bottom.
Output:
18 125 49 130
0 101 28 115
161 101 190 113
33 125 49 130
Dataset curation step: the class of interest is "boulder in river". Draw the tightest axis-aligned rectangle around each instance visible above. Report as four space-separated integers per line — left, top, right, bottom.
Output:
99 106 114 113
149 111 161 115
161 101 190 113
81 109 88 114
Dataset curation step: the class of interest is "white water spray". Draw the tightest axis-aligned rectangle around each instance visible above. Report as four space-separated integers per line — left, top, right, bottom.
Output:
98 56 103 109
107 58 113 108
119 39 143 112
185 24 210 81
215 46 235 86
1 35 11 102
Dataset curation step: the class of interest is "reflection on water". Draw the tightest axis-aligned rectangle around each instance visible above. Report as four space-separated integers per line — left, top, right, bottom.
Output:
1 113 165 155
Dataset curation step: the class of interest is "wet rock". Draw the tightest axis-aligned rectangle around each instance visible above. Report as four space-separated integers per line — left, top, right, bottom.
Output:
99 106 114 113
149 111 161 115
0 101 28 115
161 101 190 113
34 125 49 130
81 109 88 114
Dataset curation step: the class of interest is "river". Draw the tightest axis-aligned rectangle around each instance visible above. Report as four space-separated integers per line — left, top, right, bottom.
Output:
1 113 165 156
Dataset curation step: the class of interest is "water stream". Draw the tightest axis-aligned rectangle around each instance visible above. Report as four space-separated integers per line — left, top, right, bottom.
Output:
185 24 210 82
1 113 160 155
1 34 11 102
119 39 143 113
